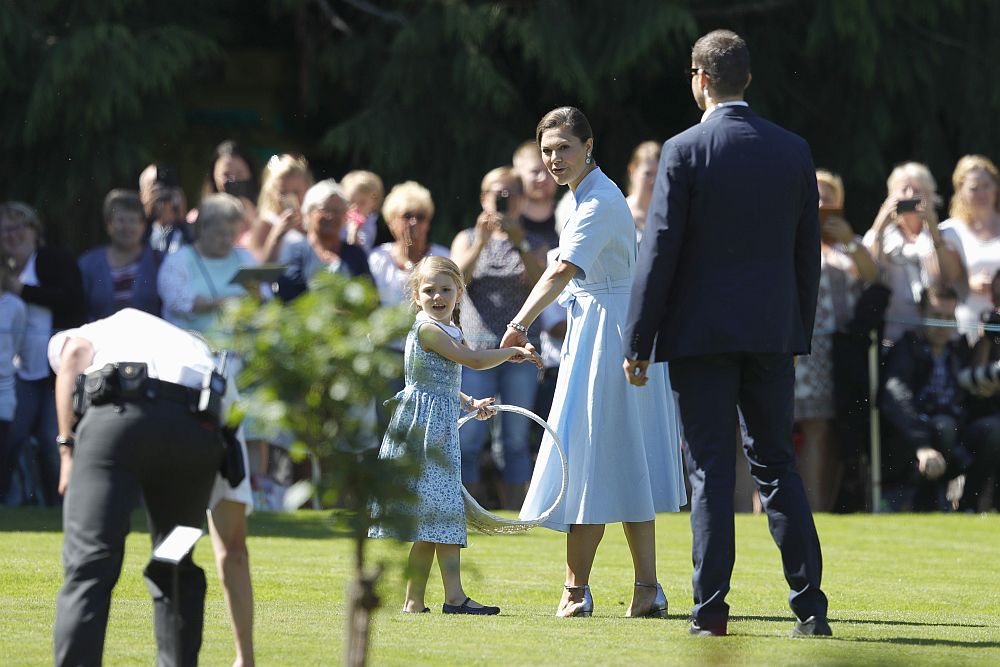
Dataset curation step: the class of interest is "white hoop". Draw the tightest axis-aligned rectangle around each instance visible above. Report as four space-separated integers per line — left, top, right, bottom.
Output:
458 404 568 534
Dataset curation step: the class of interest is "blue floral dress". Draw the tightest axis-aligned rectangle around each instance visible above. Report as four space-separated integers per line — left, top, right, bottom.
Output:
369 315 467 546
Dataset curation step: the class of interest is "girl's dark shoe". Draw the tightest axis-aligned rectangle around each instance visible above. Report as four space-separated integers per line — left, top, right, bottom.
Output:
442 597 500 615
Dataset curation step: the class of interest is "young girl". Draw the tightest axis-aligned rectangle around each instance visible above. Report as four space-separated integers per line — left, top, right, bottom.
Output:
369 256 539 615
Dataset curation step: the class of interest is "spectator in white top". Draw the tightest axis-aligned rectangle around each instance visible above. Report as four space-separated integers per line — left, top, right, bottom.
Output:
939 154 1000 342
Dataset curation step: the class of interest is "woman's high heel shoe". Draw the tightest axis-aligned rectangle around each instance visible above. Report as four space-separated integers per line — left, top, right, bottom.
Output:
627 582 668 618
556 584 594 617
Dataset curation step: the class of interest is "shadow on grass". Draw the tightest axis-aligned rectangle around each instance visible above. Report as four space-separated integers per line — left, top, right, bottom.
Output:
838 637 1000 649
0 507 353 540
732 615 994 629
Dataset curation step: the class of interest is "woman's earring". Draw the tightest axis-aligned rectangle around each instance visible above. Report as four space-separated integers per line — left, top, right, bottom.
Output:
585 152 592 165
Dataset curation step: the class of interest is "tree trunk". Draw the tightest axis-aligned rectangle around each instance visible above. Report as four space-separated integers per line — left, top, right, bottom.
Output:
344 539 381 667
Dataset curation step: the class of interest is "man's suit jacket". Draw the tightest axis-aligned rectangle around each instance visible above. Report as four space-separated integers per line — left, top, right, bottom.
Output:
625 105 821 362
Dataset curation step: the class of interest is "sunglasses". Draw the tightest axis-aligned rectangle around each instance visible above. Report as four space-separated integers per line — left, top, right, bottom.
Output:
685 67 704 77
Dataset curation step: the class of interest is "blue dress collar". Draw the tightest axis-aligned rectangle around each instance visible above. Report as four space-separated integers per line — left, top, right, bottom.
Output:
573 167 604 204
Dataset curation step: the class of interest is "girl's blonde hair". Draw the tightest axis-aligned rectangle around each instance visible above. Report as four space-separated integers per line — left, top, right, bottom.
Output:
949 154 1000 221
341 170 385 207
257 153 314 218
406 256 465 329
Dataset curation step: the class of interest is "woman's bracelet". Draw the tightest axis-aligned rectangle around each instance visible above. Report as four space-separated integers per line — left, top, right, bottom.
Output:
507 321 528 334
461 396 473 412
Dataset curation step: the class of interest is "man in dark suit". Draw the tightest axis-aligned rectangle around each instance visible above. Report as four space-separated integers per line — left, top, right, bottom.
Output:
623 29 830 637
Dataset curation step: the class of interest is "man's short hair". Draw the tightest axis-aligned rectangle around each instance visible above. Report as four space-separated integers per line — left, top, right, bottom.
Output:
691 30 750 98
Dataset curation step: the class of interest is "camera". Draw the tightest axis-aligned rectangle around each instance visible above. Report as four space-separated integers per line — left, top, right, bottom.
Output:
895 197 921 214
983 308 1000 347
495 189 510 214
958 361 1000 393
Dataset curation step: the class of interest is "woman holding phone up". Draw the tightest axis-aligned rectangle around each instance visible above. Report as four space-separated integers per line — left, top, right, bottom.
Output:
863 162 965 344
450 167 546 510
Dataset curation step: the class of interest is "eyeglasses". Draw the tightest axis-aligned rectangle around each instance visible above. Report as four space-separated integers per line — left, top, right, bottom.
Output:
686 67 704 77
401 211 428 222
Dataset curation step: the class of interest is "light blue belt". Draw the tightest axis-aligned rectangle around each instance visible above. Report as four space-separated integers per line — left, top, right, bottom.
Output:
556 276 632 309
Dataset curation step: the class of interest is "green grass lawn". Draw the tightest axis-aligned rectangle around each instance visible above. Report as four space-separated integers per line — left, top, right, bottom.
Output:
1 509 998 666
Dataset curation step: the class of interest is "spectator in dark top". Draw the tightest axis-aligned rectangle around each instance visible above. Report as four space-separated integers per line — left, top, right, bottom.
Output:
201 140 260 249
276 179 372 301
451 167 544 509
512 140 560 254
78 189 160 322
140 163 191 257
961 269 1000 510
879 286 977 510
0 201 84 505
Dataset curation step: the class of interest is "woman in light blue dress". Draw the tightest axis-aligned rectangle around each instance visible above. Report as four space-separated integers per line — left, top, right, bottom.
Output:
501 107 686 618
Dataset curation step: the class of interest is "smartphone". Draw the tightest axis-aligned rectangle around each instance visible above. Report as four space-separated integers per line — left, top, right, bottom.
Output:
223 179 255 200
896 198 921 214
279 193 299 212
495 190 510 214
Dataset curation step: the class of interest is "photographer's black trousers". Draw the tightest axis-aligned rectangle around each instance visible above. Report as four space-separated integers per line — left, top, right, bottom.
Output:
54 401 223 667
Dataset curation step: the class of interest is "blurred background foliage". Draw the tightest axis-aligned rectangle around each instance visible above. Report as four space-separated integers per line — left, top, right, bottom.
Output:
2 0 999 250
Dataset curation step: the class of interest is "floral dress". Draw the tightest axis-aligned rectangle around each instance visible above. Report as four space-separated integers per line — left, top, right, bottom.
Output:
368 314 467 546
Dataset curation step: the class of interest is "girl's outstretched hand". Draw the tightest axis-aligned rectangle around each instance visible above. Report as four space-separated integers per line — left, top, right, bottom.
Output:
508 346 543 368
469 396 497 421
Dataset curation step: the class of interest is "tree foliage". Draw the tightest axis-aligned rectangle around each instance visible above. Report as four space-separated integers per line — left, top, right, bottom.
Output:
2 1 1000 246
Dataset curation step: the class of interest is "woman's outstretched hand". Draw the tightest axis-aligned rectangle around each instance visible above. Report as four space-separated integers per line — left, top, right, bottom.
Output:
500 326 530 350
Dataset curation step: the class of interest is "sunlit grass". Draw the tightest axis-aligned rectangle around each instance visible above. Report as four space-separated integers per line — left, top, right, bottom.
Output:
1 509 997 665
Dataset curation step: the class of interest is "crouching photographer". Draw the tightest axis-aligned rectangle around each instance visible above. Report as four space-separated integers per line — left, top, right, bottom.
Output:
878 287 992 511
955 271 1000 511
48 308 253 667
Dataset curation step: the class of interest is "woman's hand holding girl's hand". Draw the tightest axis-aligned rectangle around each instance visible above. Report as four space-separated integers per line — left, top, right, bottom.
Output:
508 346 543 368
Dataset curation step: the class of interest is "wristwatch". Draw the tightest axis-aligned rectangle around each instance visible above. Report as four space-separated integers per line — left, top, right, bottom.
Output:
517 239 532 254
842 240 859 254
56 435 75 449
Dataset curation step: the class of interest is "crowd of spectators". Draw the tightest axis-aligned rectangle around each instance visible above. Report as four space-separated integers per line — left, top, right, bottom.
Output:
2 138 999 514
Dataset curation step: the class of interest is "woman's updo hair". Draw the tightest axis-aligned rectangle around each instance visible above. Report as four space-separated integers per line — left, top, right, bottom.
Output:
535 106 594 147
406 255 466 329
